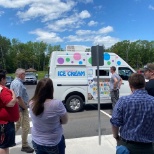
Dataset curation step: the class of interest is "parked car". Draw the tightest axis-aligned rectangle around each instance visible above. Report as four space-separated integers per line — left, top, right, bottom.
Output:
44 74 49 78
6 76 14 88
24 73 37 85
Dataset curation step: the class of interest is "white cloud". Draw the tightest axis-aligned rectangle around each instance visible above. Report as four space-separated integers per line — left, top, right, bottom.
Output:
79 0 93 3
93 36 120 48
0 0 32 8
16 1 76 22
149 5 154 10
79 10 91 19
65 34 119 49
29 29 63 43
65 26 119 48
88 20 98 26
94 5 102 10
47 10 91 31
0 11 4 16
76 26 113 35
98 26 113 34
0 0 118 48
76 30 95 35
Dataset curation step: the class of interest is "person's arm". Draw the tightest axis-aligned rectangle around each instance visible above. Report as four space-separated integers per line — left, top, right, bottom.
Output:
112 125 120 140
113 77 118 89
17 96 27 110
6 90 17 107
60 113 68 124
118 78 123 89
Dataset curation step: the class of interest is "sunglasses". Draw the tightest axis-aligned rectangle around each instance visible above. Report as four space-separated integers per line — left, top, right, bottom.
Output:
144 65 153 72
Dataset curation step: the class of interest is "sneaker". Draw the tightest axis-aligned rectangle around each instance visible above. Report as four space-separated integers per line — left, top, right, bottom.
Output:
21 146 34 153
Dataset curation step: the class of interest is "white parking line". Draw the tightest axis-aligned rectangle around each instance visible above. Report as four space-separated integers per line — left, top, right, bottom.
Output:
100 110 112 118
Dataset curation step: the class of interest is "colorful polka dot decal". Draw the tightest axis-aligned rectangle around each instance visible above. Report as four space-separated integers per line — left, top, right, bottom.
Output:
104 53 110 61
66 58 70 62
57 58 64 64
73 53 81 60
57 52 122 66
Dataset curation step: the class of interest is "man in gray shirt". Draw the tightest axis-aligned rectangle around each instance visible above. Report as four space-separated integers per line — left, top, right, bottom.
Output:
10 68 34 153
110 66 122 110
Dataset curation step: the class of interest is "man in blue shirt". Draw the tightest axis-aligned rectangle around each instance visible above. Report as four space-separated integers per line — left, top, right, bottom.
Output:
10 68 34 153
110 73 154 154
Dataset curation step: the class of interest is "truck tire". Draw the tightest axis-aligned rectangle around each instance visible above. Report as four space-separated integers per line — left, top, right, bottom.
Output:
66 95 84 112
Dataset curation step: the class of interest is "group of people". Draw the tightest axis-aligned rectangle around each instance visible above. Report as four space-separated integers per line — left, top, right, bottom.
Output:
0 63 154 154
0 68 68 154
110 64 154 154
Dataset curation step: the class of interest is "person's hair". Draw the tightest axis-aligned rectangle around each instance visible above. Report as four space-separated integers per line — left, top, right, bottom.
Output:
128 73 145 89
110 66 116 71
31 78 54 116
15 68 25 77
0 69 6 82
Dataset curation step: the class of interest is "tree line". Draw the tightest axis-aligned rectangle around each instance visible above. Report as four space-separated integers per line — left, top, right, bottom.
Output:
0 34 154 73
0 35 63 73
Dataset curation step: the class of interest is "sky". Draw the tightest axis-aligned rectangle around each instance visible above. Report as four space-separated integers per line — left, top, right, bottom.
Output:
0 0 154 49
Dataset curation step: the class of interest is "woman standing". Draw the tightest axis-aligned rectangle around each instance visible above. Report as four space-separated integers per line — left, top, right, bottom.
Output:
29 78 68 154
0 70 19 154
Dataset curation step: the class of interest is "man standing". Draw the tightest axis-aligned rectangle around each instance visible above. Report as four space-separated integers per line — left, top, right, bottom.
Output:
144 63 154 96
144 63 154 150
110 66 122 109
10 68 34 153
110 73 154 154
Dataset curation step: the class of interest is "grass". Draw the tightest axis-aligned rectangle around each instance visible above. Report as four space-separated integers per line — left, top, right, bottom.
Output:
7 71 48 80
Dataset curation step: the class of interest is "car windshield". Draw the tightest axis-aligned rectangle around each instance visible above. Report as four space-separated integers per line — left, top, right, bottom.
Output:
25 72 35 76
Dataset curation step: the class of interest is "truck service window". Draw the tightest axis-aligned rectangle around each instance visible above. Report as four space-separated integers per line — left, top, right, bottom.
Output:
96 70 109 76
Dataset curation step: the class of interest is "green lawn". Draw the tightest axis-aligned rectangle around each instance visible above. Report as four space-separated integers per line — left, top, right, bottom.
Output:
7 71 48 80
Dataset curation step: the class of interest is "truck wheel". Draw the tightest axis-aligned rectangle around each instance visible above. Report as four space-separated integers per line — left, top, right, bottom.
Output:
66 95 84 112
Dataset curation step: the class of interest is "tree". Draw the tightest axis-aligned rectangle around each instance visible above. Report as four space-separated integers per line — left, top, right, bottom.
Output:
0 35 11 70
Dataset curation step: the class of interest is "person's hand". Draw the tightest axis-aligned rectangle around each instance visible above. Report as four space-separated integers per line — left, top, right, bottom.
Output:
113 135 120 141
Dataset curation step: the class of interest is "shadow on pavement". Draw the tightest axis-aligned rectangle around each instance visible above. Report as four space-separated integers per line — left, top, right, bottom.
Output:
85 104 112 111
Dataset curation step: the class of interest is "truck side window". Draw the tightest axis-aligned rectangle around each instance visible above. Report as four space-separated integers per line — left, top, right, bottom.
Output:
96 70 109 76
118 67 133 80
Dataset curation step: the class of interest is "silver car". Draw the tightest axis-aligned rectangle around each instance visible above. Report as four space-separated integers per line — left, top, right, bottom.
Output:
24 73 37 85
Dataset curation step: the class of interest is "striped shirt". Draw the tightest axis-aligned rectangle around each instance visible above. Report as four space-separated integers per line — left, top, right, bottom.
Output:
10 77 29 111
110 89 154 143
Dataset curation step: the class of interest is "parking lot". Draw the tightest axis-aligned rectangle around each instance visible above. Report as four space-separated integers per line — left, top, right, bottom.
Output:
25 84 113 139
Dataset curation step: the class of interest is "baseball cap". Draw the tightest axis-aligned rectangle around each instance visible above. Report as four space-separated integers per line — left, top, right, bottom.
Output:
143 63 154 72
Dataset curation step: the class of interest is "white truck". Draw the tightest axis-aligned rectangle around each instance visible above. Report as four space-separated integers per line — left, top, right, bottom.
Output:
49 46 135 112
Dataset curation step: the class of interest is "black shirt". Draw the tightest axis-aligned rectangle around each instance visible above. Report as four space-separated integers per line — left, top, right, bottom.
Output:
145 79 154 97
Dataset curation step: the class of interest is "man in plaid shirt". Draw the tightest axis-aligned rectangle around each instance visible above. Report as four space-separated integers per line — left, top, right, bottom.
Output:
110 73 154 154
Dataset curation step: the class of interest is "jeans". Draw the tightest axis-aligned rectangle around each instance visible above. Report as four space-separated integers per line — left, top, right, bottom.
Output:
32 135 66 154
117 139 154 154
110 89 119 109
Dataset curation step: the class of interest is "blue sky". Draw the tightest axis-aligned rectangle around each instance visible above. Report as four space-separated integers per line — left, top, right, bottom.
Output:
0 0 154 49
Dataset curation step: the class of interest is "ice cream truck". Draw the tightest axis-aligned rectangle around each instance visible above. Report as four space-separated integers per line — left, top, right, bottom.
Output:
49 46 135 112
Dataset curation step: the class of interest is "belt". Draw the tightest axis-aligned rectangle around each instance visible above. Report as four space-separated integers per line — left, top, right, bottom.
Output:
120 137 152 145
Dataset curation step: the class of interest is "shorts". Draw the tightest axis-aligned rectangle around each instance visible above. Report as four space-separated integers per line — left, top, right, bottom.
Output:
0 122 16 149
